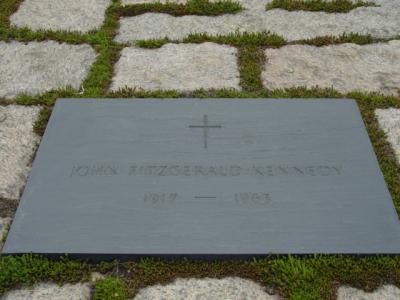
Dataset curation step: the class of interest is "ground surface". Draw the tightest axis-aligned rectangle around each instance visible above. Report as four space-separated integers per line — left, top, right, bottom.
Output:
0 0 400 299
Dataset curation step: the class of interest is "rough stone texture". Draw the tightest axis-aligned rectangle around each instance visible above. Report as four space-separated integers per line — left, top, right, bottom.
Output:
0 105 41 200
10 0 111 33
375 108 400 161
133 277 278 300
0 217 11 251
337 285 400 300
110 43 240 92
0 41 96 100
262 41 400 96
115 0 400 43
1 283 91 300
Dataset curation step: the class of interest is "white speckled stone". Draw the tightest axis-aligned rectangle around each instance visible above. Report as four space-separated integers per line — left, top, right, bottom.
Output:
111 43 240 92
0 105 41 200
337 285 400 300
375 108 400 161
0 217 11 250
262 41 400 95
0 41 96 100
133 277 278 300
115 0 400 43
1 283 91 300
10 0 111 33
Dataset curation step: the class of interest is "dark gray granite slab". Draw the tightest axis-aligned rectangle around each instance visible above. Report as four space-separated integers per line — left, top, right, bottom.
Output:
4 99 400 258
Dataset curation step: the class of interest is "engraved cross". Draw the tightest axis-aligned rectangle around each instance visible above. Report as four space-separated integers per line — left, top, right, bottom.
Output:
189 115 222 149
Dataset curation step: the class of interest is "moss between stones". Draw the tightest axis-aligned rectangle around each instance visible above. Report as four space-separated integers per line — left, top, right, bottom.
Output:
266 0 377 13
0 199 18 219
118 0 242 17
93 277 128 300
1 255 400 299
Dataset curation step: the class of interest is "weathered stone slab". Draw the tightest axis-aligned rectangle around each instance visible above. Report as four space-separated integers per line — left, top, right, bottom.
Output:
0 41 96 100
4 99 400 258
262 41 400 95
1 283 91 300
110 43 240 92
10 0 111 33
337 285 400 300
115 0 400 43
133 277 278 300
0 217 11 250
375 108 400 161
0 105 41 200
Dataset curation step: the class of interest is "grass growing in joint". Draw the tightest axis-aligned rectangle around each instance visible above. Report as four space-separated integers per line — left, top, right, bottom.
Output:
295 33 375 47
238 46 265 91
183 31 286 47
0 255 91 295
0 0 21 29
135 32 286 48
118 0 242 17
93 277 128 300
266 0 377 13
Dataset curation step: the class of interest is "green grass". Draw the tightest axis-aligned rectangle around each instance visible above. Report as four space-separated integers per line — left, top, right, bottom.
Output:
266 0 377 13
0 255 91 295
295 33 375 47
93 277 128 300
118 0 242 17
238 46 265 91
2 255 400 298
135 32 385 49
135 32 286 48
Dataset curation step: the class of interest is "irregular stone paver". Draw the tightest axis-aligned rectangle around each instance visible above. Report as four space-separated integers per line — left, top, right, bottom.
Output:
0 105 41 200
0 217 11 250
0 41 96 100
110 43 240 92
1 283 91 300
115 0 399 43
10 0 111 33
375 108 400 161
262 41 400 95
133 277 278 300
337 285 400 300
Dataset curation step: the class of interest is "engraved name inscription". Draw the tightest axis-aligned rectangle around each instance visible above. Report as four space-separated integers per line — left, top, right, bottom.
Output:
70 164 119 177
69 164 341 177
128 165 341 177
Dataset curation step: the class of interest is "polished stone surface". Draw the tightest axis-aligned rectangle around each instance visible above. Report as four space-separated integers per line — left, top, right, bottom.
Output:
4 99 400 258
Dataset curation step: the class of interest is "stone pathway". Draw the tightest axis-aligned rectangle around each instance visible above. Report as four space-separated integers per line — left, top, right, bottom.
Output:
111 43 240 92
0 217 11 249
376 108 400 160
262 41 400 95
115 0 400 43
337 285 400 300
133 277 278 300
1 283 91 300
1 0 400 299
0 105 40 200
10 0 111 33
0 41 96 99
